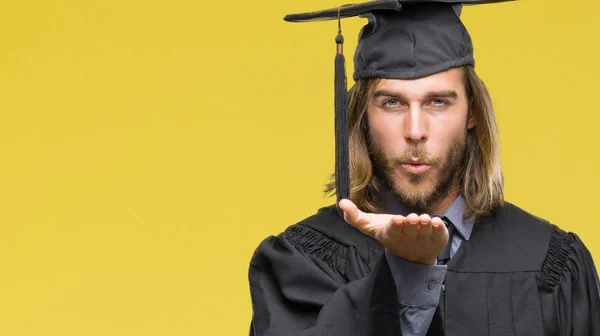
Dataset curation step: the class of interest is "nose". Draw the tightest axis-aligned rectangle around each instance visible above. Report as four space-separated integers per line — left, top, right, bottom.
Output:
404 104 427 144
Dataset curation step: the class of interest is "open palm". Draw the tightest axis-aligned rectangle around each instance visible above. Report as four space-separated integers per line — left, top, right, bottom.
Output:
339 198 449 265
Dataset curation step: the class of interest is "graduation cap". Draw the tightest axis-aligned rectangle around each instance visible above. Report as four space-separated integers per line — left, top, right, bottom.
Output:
284 0 513 201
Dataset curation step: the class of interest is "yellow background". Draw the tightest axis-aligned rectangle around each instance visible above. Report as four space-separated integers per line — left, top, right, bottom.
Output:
0 0 598 334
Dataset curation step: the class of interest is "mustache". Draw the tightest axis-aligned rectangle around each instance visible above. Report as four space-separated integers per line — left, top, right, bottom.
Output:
389 146 442 166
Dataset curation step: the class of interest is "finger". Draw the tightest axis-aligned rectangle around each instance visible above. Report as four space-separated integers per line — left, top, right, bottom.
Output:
403 213 420 239
418 214 432 240
338 198 368 226
431 216 448 243
388 215 406 237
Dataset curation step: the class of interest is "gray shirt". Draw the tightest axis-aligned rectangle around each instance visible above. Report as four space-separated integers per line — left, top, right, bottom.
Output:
385 196 475 336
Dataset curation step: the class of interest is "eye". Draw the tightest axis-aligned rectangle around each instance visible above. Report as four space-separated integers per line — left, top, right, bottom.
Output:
383 99 400 107
430 99 448 107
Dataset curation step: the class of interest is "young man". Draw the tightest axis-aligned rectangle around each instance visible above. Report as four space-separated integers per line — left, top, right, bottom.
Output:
248 1 600 335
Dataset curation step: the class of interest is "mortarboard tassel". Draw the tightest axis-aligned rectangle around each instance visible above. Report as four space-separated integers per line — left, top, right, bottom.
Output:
334 13 349 201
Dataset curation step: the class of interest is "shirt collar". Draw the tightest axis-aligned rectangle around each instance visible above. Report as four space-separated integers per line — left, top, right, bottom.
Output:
378 181 475 241
439 195 474 241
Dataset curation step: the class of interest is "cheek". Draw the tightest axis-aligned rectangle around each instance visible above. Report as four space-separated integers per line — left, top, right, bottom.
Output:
368 108 405 139
428 121 465 155
368 113 405 153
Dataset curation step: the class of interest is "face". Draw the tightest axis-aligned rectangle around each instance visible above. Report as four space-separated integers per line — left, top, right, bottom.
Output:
367 67 475 210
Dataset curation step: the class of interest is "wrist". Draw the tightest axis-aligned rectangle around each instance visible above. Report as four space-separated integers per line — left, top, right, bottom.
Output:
411 257 437 265
387 249 437 265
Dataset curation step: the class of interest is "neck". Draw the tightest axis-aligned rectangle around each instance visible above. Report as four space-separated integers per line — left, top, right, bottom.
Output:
375 176 462 216
424 187 460 215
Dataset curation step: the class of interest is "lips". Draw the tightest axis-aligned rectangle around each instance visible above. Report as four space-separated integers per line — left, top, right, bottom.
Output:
400 161 431 174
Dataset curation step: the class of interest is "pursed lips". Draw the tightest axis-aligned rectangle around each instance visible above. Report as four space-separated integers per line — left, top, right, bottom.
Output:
400 159 431 174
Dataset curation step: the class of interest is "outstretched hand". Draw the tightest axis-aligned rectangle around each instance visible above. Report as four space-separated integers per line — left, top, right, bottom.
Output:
339 198 449 265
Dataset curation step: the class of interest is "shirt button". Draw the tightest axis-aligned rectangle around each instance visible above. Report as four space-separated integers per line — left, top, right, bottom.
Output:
428 280 436 290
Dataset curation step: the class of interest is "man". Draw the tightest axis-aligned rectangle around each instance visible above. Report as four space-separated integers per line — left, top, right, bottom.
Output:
248 1 600 335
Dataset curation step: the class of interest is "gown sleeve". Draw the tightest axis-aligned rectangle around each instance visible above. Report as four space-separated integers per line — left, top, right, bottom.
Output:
540 227 600 336
248 225 350 336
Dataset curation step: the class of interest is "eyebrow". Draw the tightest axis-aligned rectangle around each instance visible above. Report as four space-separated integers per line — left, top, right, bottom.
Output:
371 90 409 101
425 90 458 100
371 89 458 100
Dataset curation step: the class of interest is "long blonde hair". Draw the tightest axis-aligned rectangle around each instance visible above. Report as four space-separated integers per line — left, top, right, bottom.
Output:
325 65 504 217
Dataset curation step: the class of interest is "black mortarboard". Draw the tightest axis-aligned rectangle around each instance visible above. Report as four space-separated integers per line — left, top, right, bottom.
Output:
284 0 513 201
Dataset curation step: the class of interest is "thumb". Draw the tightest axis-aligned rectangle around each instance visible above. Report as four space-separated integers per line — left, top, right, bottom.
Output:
338 198 361 225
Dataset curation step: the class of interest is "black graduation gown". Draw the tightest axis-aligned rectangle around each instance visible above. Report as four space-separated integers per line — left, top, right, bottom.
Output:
248 202 600 336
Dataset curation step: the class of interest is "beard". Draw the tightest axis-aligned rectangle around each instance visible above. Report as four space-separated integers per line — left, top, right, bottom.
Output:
369 131 467 211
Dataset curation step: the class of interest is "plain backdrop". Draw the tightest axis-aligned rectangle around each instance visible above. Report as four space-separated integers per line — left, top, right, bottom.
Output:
0 0 598 334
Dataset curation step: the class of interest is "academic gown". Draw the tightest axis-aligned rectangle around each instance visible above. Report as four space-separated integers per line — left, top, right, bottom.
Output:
248 202 600 335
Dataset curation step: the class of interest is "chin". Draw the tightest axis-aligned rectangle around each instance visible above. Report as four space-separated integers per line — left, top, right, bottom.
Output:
391 172 437 197
393 180 435 195
394 170 435 188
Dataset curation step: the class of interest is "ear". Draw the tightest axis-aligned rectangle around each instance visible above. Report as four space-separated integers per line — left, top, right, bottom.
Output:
467 109 476 130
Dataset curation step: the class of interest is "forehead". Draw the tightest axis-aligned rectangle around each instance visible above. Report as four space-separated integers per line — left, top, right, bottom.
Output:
371 67 465 97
